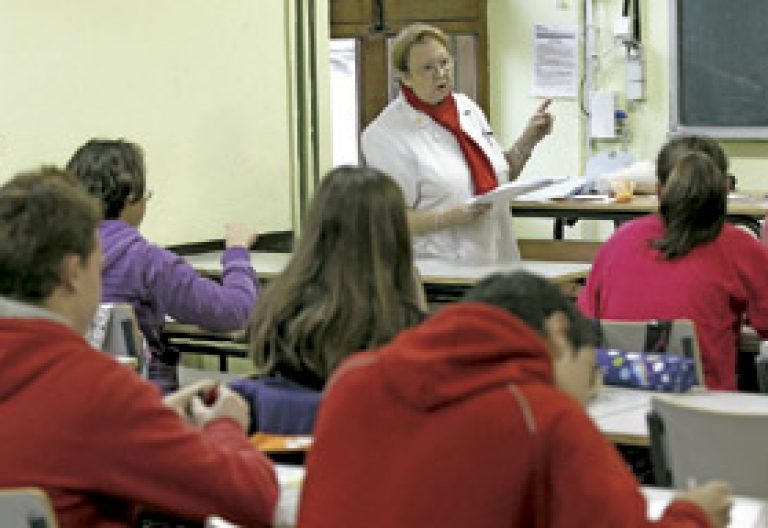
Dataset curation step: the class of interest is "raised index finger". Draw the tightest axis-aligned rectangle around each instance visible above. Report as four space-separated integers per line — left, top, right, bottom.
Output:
537 98 552 113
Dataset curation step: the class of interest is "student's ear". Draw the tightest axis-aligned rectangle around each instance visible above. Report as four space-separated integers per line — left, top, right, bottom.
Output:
544 311 571 361
58 254 84 294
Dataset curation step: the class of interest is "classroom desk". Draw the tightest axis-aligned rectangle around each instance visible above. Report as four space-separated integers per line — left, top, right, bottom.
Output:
511 193 768 239
587 386 768 447
173 252 590 369
182 251 591 287
269 467 768 528
643 487 768 527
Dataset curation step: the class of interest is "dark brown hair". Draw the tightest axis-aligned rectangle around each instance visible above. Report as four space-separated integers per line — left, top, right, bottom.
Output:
0 167 101 303
651 151 727 259
66 139 146 219
464 271 595 355
249 166 425 383
656 135 729 188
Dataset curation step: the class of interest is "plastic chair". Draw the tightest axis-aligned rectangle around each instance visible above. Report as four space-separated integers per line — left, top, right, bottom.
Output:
647 394 768 497
0 487 57 528
755 341 768 394
86 303 145 373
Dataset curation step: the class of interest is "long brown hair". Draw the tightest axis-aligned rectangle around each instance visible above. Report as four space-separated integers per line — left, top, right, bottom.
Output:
656 135 728 187
651 151 727 259
249 166 425 383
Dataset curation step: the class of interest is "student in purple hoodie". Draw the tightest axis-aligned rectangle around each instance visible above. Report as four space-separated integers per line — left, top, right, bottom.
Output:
67 139 259 392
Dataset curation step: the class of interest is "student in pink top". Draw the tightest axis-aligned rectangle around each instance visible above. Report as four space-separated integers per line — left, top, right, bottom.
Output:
578 136 768 390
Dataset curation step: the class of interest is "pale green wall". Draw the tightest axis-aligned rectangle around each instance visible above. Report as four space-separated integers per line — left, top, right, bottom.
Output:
0 0 294 246
488 0 768 240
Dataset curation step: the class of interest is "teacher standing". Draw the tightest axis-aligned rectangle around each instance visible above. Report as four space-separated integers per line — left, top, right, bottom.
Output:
362 23 554 263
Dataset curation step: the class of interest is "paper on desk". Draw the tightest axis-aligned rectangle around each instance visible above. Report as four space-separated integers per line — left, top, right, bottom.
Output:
467 177 563 206
587 387 652 420
514 177 589 201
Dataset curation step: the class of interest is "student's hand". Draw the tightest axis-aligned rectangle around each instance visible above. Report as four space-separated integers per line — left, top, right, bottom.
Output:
164 379 217 425
190 385 251 432
520 99 554 147
225 223 259 249
676 480 733 528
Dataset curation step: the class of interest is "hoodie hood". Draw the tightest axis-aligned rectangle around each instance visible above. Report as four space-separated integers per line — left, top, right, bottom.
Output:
99 219 145 271
0 296 68 325
0 297 83 402
378 302 554 411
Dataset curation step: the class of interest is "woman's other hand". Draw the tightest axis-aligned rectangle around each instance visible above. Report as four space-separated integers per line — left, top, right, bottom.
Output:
441 203 492 227
407 205 490 235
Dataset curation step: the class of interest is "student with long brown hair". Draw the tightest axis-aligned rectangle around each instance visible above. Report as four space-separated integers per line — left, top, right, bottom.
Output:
579 136 768 390
249 165 426 390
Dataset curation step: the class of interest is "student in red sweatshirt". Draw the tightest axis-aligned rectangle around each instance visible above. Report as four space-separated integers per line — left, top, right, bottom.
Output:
0 168 277 528
299 271 732 528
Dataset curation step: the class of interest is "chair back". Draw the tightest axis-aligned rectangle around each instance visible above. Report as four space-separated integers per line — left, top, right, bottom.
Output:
595 319 704 386
0 487 57 528
756 342 768 394
86 303 145 373
648 394 768 497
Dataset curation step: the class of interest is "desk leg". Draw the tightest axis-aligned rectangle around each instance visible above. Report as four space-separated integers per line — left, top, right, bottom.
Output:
554 219 564 240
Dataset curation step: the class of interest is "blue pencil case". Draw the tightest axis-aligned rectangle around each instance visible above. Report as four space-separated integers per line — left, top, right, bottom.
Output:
596 348 699 393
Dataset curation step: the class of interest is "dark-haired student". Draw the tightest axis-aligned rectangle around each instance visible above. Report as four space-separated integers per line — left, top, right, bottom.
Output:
249 165 426 390
0 168 276 528
67 139 259 392
579 137 768 390
298 271 731 527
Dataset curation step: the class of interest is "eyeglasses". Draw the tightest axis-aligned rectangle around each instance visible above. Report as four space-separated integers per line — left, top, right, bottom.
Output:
415 56 454 77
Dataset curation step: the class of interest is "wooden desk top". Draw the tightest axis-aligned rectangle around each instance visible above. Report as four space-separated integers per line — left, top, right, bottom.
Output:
183 251 591 286
512 192 768 217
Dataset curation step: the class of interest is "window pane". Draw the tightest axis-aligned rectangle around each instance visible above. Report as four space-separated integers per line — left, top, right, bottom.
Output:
330 38 360 166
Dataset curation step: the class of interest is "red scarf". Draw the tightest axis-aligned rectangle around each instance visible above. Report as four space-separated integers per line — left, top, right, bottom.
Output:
402 86 498 195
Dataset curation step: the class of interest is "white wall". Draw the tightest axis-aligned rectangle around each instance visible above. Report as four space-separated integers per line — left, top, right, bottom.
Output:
0 0 294 245
488 0 768 240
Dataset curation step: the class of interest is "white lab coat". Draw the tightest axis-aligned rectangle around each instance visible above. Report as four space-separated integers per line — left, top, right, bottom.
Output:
361 92 520 263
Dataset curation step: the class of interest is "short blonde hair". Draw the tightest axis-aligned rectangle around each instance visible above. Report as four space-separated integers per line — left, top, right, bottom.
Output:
391 23 449 75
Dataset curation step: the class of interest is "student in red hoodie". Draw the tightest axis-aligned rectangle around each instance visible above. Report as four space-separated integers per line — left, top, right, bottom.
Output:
0 167 277 528
299 271 732 528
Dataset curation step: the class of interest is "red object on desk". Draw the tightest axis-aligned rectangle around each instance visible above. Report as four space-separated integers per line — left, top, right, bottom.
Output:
200 384 219 406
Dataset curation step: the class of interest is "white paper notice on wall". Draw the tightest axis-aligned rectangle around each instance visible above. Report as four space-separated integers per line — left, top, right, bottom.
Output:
531 23 578 98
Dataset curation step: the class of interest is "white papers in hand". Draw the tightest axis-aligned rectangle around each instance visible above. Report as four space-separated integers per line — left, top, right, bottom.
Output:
467 177 562 206
514 177 588 201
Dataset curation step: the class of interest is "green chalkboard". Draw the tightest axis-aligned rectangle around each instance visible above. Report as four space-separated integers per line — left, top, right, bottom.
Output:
670 0 768 139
